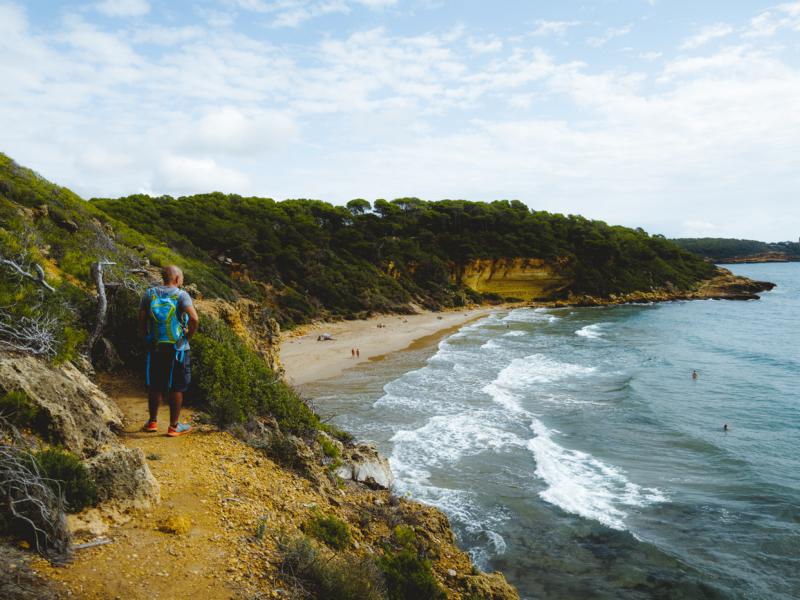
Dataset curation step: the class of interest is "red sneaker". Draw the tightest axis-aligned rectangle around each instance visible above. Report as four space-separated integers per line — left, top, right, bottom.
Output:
143 420 158 432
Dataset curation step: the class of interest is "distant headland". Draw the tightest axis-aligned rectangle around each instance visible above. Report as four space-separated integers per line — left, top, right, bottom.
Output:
673 237 800 264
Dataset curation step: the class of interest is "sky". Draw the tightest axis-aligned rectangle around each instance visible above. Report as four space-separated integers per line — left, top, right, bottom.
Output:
2 1 800 241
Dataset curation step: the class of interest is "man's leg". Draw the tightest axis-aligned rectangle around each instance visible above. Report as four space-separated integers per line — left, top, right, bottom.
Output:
148 390 163 422
168 392 183 428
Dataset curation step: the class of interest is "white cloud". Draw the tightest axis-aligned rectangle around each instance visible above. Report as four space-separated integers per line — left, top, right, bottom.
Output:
680 22 734 50
230 0 395 27
467 37 502 54
507 93 535 110
639 51 663 61
587 24 633 48
94 0 150 17
131 25 203 46
178 107 299 155
532 20 580 37
156 155 249 194
271 1 351 28
682 220 717 235
354 0 397 8
744 2 800 37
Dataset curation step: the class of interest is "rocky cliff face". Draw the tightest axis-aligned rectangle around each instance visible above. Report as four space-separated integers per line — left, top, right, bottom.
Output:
454 258 774 305
456 257 571 300
195 297 284 376
691 268 776 299
0 353 160 511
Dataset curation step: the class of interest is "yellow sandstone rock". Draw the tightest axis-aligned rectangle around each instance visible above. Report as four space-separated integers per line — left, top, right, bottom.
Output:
157 515 192 535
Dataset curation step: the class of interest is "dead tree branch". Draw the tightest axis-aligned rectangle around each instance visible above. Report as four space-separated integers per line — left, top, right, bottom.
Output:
0 443 71 560
0 257 55 293
87 261 116 354
0 311 58 356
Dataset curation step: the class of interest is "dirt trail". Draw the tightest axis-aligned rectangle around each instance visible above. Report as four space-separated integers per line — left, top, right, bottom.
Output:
34 376 321 599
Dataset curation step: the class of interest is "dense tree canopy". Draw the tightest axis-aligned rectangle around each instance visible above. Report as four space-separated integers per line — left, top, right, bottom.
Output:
673 238 800 261
92 194 715 325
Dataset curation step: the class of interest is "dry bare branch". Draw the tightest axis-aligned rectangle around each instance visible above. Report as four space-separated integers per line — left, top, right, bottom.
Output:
87 261 116 354
0 256 55 293
73 538 112 550
0 443 71 560
0 311 58 356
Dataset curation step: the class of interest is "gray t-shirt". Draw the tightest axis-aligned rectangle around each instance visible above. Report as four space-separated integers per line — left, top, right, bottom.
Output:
140 286 194 349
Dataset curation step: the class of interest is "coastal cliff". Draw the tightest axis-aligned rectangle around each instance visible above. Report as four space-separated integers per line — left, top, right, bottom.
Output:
456 257 570 301
453 257 774 305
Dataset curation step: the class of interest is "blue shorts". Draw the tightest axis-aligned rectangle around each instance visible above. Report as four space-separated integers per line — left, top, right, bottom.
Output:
147 346 191 393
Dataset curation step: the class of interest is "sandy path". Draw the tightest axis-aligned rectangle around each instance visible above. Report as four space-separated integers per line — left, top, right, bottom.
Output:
34 378 321 599
281 307 500 386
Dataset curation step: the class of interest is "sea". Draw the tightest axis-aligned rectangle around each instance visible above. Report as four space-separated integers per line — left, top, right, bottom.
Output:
304 263 800 600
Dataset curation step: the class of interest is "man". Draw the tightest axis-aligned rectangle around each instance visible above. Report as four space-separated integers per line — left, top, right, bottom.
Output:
138 265 199 437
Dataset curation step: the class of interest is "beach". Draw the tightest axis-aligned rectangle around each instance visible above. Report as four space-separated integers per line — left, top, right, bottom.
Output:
280 307 499 386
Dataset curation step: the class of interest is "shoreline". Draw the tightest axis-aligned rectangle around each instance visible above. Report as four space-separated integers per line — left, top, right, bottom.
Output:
280 269 775 387
280 306 502 387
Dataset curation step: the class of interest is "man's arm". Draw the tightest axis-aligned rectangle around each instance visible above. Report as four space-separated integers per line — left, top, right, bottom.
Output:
138 307 148 339
185 305 199 340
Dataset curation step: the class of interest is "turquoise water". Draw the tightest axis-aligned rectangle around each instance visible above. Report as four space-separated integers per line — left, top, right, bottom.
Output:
306 263 800 599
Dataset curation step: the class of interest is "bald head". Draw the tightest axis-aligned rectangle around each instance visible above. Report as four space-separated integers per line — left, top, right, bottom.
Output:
161 265 183 286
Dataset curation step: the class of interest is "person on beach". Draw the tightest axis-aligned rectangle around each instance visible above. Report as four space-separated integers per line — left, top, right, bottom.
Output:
356 348 360 357
138 265 199 437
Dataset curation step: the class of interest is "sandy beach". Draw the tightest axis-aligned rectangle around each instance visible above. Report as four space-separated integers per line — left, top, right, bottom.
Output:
280 307 500 386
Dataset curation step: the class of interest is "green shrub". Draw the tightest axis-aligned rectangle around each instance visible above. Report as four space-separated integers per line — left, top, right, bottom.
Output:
378 526 446 600
279 535 386 600
0 390 42 430
393 524 416 547
319 436 341 459
320 422 354 444
254 515 269 541
34 448 97 513
303 512 352 550
191 317 319 434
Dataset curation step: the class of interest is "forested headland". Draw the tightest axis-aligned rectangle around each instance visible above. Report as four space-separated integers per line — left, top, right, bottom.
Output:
673 238 800 263
91 193 715 326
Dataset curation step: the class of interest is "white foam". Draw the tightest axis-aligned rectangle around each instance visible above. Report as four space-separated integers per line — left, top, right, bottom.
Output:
576 323 609 339
528 420 666 530
390 412 524 470
480 339 502 350
502 308 560 324
469 529 508 568
503 330 526 337
482 354 596 413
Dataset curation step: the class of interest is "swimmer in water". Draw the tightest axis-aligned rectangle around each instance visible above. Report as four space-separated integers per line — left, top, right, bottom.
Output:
723 424 729 432
692 370 698 379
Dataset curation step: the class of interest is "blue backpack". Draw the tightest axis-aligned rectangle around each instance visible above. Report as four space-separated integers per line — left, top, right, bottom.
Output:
145 288 187 346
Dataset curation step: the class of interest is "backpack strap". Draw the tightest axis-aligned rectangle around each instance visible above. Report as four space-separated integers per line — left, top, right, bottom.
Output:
145 351 151 386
